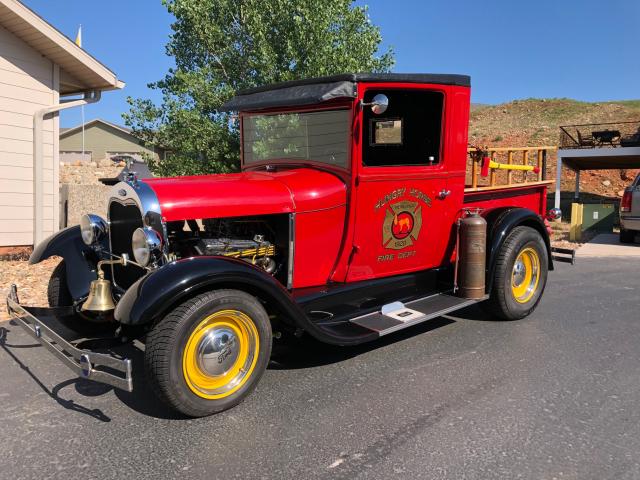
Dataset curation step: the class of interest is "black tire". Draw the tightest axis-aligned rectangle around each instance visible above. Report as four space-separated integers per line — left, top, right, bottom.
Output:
620 229 635 244
144 289 272 417
485 226 548 321
48 261 114 335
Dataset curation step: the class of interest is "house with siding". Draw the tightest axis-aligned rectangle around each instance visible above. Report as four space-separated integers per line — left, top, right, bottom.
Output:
59 118 165 164
0 0 123 247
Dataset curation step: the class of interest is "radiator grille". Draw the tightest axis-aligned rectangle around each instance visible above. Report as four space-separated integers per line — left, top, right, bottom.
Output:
108 201 146 289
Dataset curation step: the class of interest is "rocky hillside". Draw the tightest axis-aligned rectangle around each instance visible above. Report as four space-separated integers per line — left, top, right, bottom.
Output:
469 99 640 197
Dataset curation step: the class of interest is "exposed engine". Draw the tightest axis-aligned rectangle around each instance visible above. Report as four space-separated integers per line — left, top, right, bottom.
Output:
166 217 281 275
194 235 276 273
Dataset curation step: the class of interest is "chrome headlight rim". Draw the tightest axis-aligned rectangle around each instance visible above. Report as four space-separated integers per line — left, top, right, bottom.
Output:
80 214 108 246
132 227 163 267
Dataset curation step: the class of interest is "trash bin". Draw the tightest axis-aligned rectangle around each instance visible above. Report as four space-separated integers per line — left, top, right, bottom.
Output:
570 203 615 241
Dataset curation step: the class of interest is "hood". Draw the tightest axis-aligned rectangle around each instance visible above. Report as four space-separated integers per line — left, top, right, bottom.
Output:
144 168 346 222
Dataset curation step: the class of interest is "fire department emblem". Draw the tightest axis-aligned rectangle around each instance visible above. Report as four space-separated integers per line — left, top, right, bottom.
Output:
382 200 422 250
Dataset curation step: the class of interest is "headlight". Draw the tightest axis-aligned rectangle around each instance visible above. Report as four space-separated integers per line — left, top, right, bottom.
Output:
132 227 163 266
80 214 108 245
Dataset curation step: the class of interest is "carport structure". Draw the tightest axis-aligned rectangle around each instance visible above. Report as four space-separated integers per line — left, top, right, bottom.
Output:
554 121 640 209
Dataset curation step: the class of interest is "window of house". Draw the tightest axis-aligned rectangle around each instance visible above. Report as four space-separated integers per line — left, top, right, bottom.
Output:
362 90 444 167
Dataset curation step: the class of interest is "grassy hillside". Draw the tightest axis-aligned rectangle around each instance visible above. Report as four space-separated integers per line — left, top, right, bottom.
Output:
469 98 640 197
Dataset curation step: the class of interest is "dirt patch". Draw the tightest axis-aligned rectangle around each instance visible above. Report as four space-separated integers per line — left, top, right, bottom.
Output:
550 221 598 250
0 257 61 322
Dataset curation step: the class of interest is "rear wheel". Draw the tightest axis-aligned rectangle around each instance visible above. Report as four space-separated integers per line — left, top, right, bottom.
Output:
485 226 548 320
620 228 635 244
144 289 272 417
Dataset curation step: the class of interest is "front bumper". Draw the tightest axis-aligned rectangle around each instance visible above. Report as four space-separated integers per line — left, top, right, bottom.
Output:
6 285 133 392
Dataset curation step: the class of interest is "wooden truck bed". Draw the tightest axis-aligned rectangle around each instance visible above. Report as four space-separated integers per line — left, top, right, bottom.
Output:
463 146 556 216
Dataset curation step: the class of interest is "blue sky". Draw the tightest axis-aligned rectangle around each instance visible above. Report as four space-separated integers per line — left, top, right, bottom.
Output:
22 0 640 128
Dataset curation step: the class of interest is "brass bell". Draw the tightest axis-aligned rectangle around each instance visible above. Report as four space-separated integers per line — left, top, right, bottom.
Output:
82 262 116 312
82 277 116 312
82 256 130 312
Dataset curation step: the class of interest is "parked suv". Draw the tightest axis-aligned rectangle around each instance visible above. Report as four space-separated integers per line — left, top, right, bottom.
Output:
620 173 640 243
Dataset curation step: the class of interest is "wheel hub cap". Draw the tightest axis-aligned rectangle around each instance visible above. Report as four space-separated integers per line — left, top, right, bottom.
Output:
182 310 259 400
196 327 240 377
511 247 541 304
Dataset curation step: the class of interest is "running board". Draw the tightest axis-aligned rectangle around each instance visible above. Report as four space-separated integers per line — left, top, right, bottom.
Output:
350 292 485 336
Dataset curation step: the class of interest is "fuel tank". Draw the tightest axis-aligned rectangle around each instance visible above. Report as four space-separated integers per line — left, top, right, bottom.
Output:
458 211 487 299
143 168 346 221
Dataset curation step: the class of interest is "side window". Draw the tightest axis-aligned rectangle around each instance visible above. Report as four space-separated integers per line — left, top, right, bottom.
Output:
362 90 444 167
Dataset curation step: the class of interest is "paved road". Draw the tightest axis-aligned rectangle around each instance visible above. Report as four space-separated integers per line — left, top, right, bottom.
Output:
1 257 639 480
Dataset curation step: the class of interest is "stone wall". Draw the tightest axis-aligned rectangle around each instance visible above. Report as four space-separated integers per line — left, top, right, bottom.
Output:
59 162 123 227
61 184 112 227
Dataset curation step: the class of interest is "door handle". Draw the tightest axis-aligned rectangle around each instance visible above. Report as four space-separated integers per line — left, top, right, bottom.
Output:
437 189 451 200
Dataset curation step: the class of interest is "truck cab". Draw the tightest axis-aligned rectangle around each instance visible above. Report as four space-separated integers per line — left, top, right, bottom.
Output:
9 73 556 417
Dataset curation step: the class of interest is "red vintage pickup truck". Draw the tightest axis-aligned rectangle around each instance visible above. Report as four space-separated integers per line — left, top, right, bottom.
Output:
8 73 561 417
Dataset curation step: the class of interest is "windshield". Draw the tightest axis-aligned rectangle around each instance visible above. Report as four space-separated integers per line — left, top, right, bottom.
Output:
243 109 350 168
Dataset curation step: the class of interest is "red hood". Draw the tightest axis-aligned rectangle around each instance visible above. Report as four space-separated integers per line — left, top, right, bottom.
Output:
144 168 346 222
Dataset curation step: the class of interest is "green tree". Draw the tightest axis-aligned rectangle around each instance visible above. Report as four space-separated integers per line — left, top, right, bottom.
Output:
123 0 394 176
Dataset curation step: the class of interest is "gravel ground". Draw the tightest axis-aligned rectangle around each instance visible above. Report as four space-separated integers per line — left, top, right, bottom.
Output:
0 257 60 321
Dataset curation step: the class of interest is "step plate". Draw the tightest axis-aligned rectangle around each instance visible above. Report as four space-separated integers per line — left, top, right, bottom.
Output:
350 293 482 336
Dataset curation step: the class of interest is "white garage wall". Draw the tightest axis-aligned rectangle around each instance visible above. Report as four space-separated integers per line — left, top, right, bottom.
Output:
0 24 58 246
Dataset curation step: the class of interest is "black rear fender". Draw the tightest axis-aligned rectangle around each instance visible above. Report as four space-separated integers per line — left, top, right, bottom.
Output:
29 226 100 301
484 207 553 294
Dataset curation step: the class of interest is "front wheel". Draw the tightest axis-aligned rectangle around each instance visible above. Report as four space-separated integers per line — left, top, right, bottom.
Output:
485 226 548 321
144 289 272 417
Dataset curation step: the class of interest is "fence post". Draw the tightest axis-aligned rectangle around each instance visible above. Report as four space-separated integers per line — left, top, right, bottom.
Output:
507 150 513 185
471 151 478 189
536 149 543 181
490 151 497 186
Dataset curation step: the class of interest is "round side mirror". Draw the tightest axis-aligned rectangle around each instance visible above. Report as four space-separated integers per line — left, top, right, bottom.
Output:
370 94 389 115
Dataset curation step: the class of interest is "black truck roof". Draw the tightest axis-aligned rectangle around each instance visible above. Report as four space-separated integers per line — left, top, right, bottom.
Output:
220 73 470 112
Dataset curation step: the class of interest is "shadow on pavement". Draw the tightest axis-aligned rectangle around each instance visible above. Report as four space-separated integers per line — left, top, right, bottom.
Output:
2 302 493 419
1 318 181 420
270 316 457 370
0 325 112 422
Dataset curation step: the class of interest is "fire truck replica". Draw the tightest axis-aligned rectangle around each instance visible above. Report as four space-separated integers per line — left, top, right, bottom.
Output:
7 74 561 417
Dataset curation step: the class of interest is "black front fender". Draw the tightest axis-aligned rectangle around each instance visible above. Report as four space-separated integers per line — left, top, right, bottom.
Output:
114 256 305 327
114 256 373 346
29 226 98 301
484 207 553 294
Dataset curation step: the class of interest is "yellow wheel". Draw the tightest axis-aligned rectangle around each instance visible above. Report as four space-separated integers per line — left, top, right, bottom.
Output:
486 226 548 320
145 289 272 417
182 310 259 399
510 247 540 304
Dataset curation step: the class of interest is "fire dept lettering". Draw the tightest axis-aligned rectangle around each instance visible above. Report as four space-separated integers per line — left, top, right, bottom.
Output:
382 200 423 250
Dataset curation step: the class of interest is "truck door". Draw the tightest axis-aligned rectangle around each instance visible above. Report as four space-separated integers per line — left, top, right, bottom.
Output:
347 88 455 282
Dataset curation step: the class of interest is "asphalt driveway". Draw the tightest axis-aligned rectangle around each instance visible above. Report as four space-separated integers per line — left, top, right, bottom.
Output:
1 257 639 479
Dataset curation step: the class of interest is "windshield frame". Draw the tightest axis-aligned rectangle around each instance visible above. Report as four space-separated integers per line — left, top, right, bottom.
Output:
240 101 354 174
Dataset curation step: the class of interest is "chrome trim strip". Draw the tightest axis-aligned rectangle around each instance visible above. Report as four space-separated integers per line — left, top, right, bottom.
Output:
6 285 133 392
287 213 295 289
